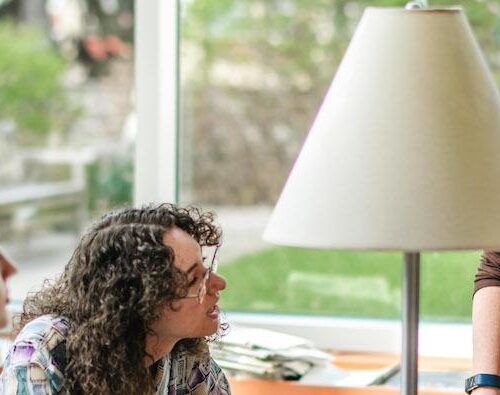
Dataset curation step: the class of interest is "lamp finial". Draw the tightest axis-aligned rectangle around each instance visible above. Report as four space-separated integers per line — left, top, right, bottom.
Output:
405 0 429 9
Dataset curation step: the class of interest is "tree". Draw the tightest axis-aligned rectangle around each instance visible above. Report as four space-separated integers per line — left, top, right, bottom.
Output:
0 21 77 145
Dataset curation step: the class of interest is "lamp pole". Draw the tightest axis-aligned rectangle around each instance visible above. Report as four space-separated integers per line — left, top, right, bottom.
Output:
403 252 420 394
401 1 426 389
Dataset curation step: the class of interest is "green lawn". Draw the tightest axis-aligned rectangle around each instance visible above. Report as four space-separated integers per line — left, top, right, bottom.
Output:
218 247 480 322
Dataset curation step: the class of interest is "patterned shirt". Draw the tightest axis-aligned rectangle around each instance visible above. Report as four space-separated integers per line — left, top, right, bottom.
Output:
0 315 231 394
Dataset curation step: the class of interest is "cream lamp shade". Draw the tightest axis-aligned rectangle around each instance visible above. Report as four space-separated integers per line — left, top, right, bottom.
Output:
263 7 500 251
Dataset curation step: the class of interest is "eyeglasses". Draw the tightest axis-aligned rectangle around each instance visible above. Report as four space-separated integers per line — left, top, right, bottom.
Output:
183 245 219 304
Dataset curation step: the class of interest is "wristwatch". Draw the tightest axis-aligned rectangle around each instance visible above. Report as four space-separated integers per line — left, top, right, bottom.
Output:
465 374 500 394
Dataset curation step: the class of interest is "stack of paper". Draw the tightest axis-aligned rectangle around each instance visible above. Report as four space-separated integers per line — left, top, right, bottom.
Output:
210 326 333 380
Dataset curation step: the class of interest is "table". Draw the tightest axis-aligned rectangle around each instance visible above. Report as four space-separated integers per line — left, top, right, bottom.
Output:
228 351 469 395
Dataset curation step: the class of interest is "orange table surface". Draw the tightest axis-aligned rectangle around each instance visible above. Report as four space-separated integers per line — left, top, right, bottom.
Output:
227 351 470 395
228 379 462 395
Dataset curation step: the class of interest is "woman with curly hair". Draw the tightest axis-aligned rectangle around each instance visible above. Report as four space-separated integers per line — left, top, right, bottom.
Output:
0 203 231 394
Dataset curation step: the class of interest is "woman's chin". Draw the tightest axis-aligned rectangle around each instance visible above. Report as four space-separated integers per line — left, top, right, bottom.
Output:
201 320 220 337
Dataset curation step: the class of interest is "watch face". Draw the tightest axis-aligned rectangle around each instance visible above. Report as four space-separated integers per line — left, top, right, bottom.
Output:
465 376 477 394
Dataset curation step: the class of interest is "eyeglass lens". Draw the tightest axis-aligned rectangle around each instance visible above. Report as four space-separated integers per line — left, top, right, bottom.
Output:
197 246 219 304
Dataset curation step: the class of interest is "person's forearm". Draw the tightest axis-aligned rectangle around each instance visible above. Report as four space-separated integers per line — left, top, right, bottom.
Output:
472 286 500 394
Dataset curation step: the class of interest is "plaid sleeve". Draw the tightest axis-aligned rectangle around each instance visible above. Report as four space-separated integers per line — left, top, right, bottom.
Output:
1 358 55 395
0 316 68 394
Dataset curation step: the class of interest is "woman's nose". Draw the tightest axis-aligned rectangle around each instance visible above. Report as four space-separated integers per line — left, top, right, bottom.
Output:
0 256 18 280
208 272 226 292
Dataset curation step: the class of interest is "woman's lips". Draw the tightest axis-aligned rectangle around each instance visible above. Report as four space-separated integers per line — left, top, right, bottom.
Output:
207 304 219 319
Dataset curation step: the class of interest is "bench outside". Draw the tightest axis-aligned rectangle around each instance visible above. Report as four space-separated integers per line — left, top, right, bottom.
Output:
0 149 93 246
0 181 86 243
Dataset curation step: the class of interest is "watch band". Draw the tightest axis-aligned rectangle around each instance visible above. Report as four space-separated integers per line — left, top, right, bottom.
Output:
465 374 500 394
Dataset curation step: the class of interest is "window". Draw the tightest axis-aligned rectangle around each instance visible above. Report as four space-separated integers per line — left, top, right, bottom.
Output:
6 0 496 358
135 0 497 355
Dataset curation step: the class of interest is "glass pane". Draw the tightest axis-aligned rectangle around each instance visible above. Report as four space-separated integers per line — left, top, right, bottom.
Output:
179 0 499 322
1 0 135 303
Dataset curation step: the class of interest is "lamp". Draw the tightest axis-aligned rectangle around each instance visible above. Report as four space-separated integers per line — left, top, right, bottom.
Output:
263 4 500 395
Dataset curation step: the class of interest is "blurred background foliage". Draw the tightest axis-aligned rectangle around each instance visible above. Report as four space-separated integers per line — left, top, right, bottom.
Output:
219 247 479 320
0 0 134 214
0 20 78 145
86 152 133 213
0 0 498 209
180 0 500 205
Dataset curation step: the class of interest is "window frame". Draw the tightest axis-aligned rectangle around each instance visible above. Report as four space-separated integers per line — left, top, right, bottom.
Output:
133 0 473 358
134 0 179 205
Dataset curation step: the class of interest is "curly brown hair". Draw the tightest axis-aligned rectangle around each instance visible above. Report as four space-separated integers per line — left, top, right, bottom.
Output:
18 203 224 394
